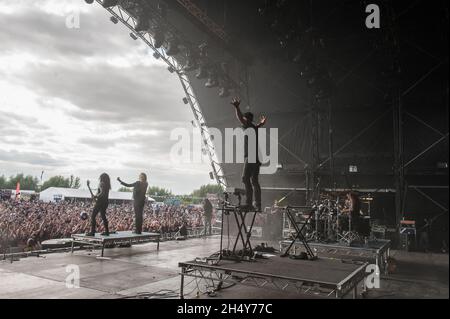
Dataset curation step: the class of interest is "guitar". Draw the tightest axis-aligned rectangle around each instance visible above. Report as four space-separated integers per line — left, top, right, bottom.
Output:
87 180 97 203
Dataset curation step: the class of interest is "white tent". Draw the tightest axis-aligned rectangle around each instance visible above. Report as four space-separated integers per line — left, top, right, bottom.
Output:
39 187 155 203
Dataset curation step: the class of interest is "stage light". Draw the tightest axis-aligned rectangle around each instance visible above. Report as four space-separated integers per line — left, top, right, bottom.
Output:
153 52 161 59
110 16 118 24
205 67 218 88
209 172 214 180
182 97 189 104
205 77 218 88
85 0 94 4
437 162 448 169
195 66 207 79
167 66 175 73
349 165 358 173
218 87 230 98
183 59 196 72
102 0 118 8
154 30 165 49
129 33 138 40
135 15 149 32
157 2 168 18
166 39 180 56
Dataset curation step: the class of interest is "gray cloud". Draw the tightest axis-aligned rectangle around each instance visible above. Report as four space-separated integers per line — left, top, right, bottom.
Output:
0 150 66 167
0 4 139 59
0 0 211 194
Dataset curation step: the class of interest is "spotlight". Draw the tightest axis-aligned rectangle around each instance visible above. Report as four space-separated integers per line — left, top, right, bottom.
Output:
157 2 168 18
129 33 138 40
198 43 208 57
102 0 118 8
195 65 207 79
135 15 149 32
183 59 197 72
209 172 214 180
349 165 358 173
218 87 230 98
182 97 189 105
167 66 175 73
437 162 448 169
153 52 161 59
110 16 119 24
154 30 165 49
85 0 94 4
218 78 232 98
205 77 218 88
166 39 180 56
205 68 218 88
183 49 198 71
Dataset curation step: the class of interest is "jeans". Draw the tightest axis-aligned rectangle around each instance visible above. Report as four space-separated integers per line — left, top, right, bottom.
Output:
134 201 145 233
242 159 261 209
90 203 108 233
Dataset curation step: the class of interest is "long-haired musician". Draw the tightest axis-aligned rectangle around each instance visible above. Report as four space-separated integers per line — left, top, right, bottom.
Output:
117 173 148 234
340 192 361 232
86 173 111 236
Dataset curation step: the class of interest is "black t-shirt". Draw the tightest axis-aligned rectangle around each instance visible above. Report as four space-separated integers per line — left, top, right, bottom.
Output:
121 180 148 203
204 200 213 216
96 181 109 205
243 122 259 163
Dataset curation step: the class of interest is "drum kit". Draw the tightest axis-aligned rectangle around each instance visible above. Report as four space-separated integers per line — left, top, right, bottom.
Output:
291 193 368 245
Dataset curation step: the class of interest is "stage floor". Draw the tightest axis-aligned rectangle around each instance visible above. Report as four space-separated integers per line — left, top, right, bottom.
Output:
71 231 160 257
179 256 368 298
72 231 160 241
280 239 391 273
0 237 448 299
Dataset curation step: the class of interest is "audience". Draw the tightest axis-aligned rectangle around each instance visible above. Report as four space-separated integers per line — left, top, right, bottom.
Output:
0 199 210 253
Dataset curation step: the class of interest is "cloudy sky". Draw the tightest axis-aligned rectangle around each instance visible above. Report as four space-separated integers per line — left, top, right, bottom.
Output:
0 0 212 194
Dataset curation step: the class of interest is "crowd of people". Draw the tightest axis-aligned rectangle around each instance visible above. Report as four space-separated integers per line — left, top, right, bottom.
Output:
0 199 211 253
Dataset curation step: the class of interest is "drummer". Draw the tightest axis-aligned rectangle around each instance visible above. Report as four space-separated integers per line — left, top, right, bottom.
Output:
339 192 361 232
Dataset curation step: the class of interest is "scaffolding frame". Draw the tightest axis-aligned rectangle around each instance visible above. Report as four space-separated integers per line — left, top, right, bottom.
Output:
94 0 227 188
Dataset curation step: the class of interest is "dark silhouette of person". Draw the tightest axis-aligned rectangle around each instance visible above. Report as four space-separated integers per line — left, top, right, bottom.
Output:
231 97 267 211
117 173 148 234
86 173 111 236
203 198 213 236
341 192 361 232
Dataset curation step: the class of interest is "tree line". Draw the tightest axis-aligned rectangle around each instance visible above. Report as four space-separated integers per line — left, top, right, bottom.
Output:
1 174 223 200
0 174 81 191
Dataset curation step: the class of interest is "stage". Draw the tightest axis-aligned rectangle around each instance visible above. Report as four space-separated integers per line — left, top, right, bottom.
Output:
179 256 368 299
71 231 160 257
0 236 448 299
280 239 391 274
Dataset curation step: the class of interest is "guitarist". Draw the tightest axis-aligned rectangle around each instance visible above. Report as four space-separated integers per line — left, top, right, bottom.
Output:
86 173 111 236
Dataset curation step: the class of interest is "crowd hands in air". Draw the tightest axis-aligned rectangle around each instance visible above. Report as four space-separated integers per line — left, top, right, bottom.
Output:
0 199 208 253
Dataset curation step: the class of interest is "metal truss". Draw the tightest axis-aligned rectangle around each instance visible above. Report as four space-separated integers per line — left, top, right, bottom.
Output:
179 262 367 299
279 240 391 274
176 0 230 44
94 0 227 188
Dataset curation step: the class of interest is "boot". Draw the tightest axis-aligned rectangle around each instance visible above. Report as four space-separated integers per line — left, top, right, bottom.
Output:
101 222 110 236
